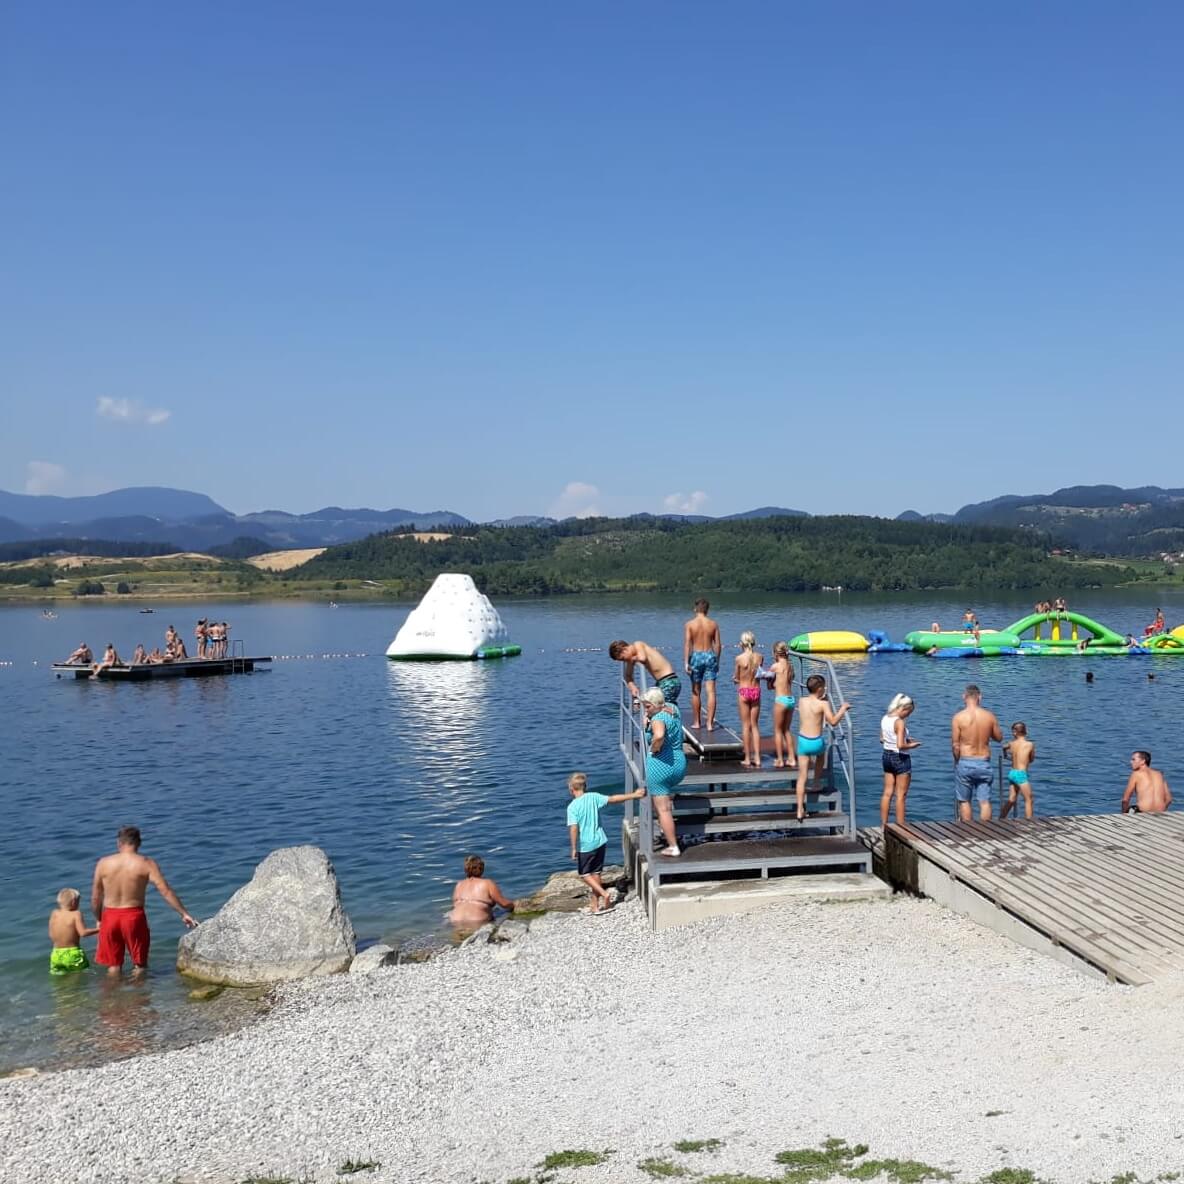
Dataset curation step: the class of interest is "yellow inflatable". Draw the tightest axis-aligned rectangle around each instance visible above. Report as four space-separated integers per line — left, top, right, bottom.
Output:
789 630 870 654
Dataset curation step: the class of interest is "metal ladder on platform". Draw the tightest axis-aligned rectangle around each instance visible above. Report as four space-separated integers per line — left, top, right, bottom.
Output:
231 638 245 674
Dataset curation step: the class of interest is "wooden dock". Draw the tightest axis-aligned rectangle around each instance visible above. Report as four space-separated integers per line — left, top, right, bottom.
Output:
53 656 271 681
884 814 1184 985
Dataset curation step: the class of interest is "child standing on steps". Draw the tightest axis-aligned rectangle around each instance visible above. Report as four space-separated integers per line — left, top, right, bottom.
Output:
767 641 796 769
566 772 643 915
733 631 764 767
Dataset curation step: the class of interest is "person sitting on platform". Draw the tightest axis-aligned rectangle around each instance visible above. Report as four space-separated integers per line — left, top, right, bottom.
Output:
446 854 516 932
92 644 121 676
683 599 721 731
66 642 93 665
132 643 148 665
609 639 681 705
795 675 851 823
1143 609 1167 638
147 646 165 663
566 772 643 915
1121 751 1172 814
48 887 99 977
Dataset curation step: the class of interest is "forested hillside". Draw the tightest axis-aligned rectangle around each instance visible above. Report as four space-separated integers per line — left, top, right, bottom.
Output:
294 515 1129 596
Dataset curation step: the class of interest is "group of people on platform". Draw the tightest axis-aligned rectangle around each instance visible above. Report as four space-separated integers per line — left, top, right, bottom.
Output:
64 618 232 674
47 825 197 977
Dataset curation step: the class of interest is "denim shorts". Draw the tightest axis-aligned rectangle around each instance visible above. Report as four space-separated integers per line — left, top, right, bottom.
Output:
882 751 912 776
955 758 994 802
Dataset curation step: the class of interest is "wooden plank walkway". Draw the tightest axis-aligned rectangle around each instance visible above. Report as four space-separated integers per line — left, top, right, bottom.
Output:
884 814 1184 985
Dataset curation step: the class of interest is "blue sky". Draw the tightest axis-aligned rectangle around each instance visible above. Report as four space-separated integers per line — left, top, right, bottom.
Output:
3 2 1182 519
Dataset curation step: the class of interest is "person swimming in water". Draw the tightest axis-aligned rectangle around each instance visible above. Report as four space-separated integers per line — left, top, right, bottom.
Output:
447 855 516 931
794 675 851 822
1121 751 1172 814
733 631 764 767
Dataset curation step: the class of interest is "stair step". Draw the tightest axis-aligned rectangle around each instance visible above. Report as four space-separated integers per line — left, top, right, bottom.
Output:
674 789 840 811
677 811 850 835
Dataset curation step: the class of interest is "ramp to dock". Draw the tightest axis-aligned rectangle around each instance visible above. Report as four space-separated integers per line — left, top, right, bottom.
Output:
884 814 1184 985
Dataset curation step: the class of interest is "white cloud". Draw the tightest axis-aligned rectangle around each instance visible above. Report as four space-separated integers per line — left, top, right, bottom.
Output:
25 460 67 495
663 490 709 515
96 396 171 426
549 481 602 519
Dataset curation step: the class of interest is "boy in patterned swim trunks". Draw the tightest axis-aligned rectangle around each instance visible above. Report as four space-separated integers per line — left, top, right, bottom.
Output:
609 639 681 706
48 888 100 975
683 599 722 730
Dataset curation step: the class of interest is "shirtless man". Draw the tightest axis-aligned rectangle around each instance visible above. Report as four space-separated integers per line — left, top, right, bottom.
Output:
66 642 93 665
1121 751 1173 814
951 684 1002 821
91 643 121 678
683 599 722 730
609 639 681 705
91 826 197 976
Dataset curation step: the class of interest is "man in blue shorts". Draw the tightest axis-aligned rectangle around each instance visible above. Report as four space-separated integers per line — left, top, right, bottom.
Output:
950 684 1002 821
683 598 722 730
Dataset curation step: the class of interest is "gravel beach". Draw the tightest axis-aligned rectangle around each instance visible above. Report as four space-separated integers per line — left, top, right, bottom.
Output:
3 895 1182 1184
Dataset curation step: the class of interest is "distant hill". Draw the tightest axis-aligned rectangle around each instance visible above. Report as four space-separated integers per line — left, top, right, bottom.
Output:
722 506 809 520
0 486 227 527
897 510 953 524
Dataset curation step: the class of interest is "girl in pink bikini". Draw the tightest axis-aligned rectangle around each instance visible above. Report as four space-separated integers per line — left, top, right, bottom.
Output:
734 630 764 767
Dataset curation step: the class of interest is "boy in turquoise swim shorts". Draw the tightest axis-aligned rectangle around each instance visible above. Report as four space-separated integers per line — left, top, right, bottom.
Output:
1001 721 1036 819
794 674 851 822
48 887 100 975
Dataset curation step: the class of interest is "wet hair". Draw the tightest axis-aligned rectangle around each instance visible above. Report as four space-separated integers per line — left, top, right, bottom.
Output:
886 693 913 714
1012 721 1027 736
57 888 80 909
740 631 756 650
463 854 485 878
608 640 628 660
568 771 587 792
693 598 709 613
964 684 981 701
116 826 142 849
1133 750 1151 766
642 687 666 708
772 641 789 659
1085 671 1094 683
805 674 826 694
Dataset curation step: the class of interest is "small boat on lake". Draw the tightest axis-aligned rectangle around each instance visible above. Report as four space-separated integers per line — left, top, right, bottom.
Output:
386 573 521 661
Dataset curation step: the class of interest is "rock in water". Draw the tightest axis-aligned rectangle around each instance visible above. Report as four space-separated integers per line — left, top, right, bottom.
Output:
349 943 398 975
177 846 356 986
514 866 629 913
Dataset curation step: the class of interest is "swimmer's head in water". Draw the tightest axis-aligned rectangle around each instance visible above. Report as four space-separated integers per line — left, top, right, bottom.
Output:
805 674 826 696
772 641 789 660
116 826 142 851
740 631 756 650
56 887 81 909
567 771 587 793
1132 751 1151 769
1012 721 1027 737
463 854 485 878
693 598 709 613
963 684 982 703
608 640 629 661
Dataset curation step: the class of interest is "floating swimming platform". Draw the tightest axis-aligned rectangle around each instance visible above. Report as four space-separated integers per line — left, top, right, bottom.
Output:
683 723 745 761
788 629 909 655
53 656 271 680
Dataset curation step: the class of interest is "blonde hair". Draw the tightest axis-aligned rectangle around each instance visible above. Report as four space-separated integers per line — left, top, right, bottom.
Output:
740 631 756 650
642 687 666 708
568 771 588 791
886 693 914 714
57 888 80 909
772 641 789 659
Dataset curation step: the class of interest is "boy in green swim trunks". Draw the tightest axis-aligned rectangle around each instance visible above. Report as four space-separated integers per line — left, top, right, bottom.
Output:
1001 722 1035 819
48 887 100 975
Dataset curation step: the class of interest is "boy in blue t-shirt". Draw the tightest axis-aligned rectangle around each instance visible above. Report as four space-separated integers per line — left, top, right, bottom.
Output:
566 772 644 915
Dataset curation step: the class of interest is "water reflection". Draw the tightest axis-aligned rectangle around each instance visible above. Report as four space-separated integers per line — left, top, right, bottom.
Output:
384 658 494 751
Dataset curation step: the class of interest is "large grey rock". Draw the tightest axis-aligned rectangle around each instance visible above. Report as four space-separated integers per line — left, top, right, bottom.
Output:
492 919 531 943
515 866 629 913
349 943 397 975
460 922 495 948
177 846 356 986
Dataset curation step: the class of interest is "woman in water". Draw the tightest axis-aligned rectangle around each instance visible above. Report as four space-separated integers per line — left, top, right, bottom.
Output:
447 855 515 932
879 693 921 827
767 641 796 769
733 631 764 768
642 686 687 858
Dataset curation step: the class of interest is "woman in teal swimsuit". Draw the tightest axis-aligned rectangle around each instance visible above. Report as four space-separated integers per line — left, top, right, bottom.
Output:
643 687 687 857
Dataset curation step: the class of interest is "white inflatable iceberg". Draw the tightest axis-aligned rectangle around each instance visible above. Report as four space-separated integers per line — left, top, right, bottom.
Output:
385 573 521 661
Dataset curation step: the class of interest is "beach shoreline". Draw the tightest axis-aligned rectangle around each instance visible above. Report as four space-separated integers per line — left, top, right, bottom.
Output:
3 895 1182 1184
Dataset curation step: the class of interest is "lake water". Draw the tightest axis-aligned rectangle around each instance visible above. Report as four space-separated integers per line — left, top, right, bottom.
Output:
2 589 1182 1072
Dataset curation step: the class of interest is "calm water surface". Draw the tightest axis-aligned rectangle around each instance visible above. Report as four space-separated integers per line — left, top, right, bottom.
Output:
2 589 1182 1071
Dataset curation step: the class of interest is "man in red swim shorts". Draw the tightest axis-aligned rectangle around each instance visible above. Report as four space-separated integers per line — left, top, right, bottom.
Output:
91 825 198 976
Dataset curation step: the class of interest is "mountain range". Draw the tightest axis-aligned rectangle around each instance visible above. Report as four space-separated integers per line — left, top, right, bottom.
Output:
3 483 1182 557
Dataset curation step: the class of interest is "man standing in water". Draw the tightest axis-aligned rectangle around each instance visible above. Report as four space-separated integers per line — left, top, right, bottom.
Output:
1121 751 1173 813
951 684 1002 821
609 639 681 705
683 598 722 730
91 826 198 976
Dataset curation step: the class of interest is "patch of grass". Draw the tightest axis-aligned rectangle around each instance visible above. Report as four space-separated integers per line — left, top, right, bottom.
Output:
673 1138 724 1154
1159 1175 1182 1182
984 1110 1005 1118
511 909 547 920
239 1177 294 1184
845 1160 954 1183
537 1148 612 1170
977 1171 1045 1184
776 1139 869 1182
639 1158 688 1178
338 1161 380 1176
700 1175 784 1184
